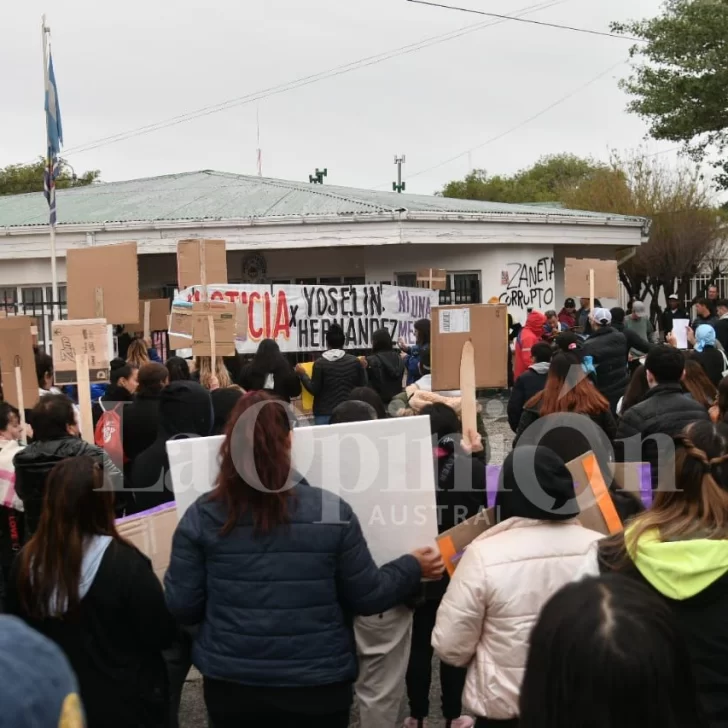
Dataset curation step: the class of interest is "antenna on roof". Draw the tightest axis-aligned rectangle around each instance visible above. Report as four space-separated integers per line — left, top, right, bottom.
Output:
256 106 262 177
309 168 327 184
393 155 406 193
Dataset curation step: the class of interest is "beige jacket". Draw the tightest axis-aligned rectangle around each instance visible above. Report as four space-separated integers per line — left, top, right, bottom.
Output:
432 517 602 720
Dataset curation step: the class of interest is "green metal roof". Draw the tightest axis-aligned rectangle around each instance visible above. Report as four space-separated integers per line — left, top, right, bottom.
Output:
0 170 647 228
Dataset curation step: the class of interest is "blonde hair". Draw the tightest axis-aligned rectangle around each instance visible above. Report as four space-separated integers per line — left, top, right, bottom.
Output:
196 356 232 390
126 339 150 369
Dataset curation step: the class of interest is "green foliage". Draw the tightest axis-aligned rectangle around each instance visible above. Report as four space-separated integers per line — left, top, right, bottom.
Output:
0 158 100 196
612 0 728 187
440 154 607 202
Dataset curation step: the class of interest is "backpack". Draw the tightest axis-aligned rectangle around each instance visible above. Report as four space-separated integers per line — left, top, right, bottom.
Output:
94 402 127 468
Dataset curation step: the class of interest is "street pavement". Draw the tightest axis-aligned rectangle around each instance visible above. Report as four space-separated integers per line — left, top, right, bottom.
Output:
179 399 514 727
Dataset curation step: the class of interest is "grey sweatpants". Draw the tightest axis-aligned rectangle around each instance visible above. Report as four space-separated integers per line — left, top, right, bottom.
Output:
354 606 414 728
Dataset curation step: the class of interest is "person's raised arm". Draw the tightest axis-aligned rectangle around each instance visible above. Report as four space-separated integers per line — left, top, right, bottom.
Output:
297 360 323 396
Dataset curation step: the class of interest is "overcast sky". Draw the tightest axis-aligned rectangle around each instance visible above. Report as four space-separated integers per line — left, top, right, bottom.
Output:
1 0 676 195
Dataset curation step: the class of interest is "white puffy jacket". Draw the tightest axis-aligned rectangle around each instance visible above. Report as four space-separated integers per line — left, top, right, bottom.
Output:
432 516 602 720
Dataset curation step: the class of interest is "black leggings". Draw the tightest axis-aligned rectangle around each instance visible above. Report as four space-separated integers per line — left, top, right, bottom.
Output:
208 709 350 728
406 597 468 720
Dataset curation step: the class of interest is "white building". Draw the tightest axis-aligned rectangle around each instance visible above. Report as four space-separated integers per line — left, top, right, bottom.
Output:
0 170 647 346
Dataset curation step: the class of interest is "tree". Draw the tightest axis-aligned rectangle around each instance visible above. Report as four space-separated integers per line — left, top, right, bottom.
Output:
560 151 727 319
0 158 100 196
612 0 728 188
440 154 607 203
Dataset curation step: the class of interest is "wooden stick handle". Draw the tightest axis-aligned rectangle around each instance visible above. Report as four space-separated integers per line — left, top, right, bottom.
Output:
76 354 95 445
14 362 27 446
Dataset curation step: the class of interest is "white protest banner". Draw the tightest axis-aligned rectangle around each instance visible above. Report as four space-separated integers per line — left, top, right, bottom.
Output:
169 283 439 353
166 416 439 566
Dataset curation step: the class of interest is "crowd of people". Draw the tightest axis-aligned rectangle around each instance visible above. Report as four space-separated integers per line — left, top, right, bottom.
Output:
0 294 727 728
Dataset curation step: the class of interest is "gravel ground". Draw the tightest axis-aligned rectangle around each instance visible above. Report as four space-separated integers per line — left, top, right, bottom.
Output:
180 397 514 728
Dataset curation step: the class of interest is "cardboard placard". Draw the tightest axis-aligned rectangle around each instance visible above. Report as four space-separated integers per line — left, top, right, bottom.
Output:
431 304 508 391
177 239 228 290
299 361 315 412
566 452 623 536
116 503 178 582
51 319 111 385
416 268 447 291
437 507 495 575
0 317 39 412
460 340 477 448
135 299 170 333
564 258 619 299
191 301 236 356
66 242 140 325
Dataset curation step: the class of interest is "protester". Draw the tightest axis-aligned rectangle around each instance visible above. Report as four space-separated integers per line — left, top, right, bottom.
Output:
542 310 566 341
14 394 123 536
399 319 431 385
707 284 720 315
576 297 601 335
683 359 718 410
581 307 629 413
362 328 405 405
661 294 689 338
210 386 245 436
6 456 175 728
615 346 710 490
519 575 708 728
507 341 552 433
710 376 728 424
624 300 655 352
557 297 577 329
329 400 378 424
610 307 654 358
617 364 649 416
239 338 301 402
513 310 547 379
692 298 717 332
296 323 367 425
0 403 24 609
131 381 214 512
553 330 582 354
165 356 191 382
404 403 486 728
0 615 86 728
126 337 162 368
92 358 138 427
712 298 728 351
347 386 387 420
432 446 602 727
689 324 726 387
194 356 232 391
121 363 169 465
595 420 728 726
165 391 443 728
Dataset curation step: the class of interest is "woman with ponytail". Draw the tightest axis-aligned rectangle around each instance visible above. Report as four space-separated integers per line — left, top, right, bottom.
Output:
594 420 728 727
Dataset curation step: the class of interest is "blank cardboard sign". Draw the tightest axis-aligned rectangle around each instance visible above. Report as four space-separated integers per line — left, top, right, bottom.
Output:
431 304 508 391
66 242 140 324
135 299 170 333
177 239 228 290
0 317 39 411
167 416 439 566
564 258 619 299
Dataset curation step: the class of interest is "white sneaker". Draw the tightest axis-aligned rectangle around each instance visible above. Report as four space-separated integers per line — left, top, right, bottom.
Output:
447 718 475 728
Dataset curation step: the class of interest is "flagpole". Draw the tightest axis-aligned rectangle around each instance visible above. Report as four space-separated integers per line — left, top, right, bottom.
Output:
42 15 59 322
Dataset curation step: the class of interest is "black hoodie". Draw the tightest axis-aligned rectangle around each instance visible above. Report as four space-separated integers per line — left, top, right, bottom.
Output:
130 382 213 513
365 350 405 404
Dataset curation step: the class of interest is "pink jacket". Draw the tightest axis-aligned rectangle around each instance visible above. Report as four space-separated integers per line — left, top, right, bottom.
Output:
432 517 602 720
514 311 547 379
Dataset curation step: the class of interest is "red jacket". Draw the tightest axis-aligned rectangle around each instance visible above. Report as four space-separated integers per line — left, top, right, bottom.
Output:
514 311 547 379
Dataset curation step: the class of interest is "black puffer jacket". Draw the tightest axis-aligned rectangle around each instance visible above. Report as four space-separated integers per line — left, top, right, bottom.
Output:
365 350 405 405
611 321 654 356
582 326 629 412
14 438 123 538
615 382 711 489
507 362 549 432
299 351 367 416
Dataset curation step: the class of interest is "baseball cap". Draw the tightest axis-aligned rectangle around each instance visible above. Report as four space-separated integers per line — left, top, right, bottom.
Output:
668 294 679 300
592 307 612 325
0 616 84 727
564 297 576 308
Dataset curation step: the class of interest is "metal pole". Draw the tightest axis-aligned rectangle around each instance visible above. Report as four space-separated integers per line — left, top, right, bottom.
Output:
393 155 406 193
42 15 59 322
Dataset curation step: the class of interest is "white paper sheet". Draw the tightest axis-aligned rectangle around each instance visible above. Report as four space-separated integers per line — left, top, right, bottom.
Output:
672 319 690 349
166 416 439 566
439 308 471 334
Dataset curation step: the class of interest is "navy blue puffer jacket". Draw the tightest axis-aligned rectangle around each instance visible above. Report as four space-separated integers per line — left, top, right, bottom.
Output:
165 480 422 688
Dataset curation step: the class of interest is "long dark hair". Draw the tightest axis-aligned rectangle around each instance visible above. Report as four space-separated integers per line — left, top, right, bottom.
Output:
621 364 649 414
519 575 707 728
250 339 287 376
212 391 294 535
17 456 125 620
165 356 191 382
683 359 718 409
527 352 609 416
415 319 431 347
